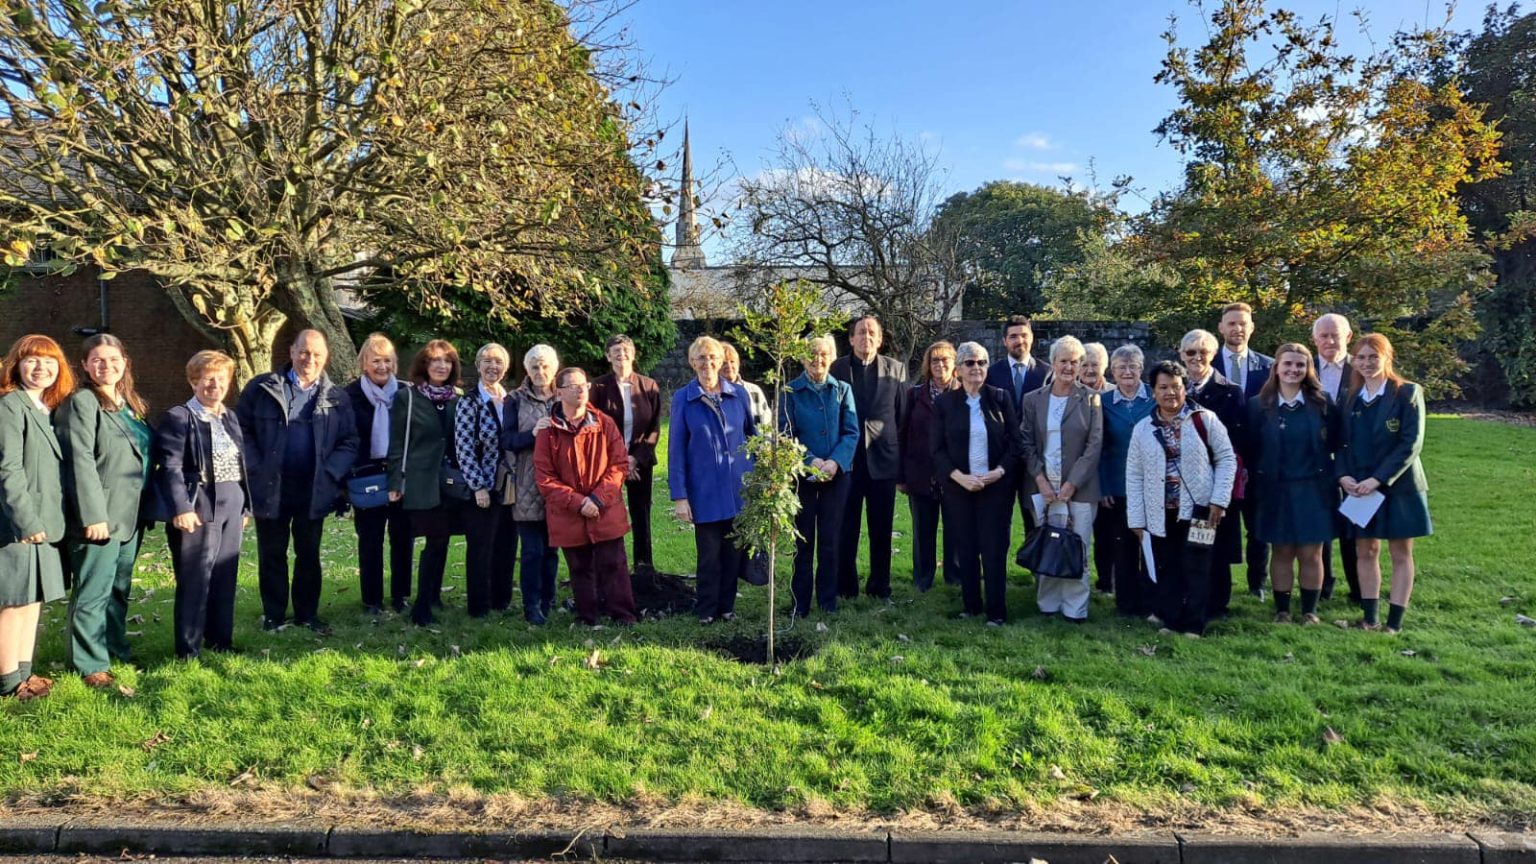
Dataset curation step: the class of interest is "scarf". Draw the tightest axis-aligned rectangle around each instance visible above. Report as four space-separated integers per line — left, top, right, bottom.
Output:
359 376 399 459
418 382 456 404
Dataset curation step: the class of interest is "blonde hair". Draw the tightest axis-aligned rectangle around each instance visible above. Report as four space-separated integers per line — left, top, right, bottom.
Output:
186 350 237 383
356 332 396 366
688 335 724 363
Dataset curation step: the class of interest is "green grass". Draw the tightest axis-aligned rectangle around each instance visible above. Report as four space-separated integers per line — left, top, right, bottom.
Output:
3 416 1535 823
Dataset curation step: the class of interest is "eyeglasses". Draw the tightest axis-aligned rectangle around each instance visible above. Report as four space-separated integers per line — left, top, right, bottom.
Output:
561 382 590 391
1181 350 1212 358
961 359 988 368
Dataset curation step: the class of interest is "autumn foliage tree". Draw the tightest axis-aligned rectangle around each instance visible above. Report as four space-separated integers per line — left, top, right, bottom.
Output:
0 0 660 381
1119 0 1506 392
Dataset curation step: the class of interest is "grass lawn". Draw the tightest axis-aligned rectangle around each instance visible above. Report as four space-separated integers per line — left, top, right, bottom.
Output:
3 415 1535 830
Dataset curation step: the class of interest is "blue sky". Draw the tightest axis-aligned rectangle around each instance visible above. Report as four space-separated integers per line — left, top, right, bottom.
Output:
615 0 1488 259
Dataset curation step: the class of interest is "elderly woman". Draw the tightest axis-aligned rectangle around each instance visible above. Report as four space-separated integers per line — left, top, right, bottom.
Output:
456 342 517 618
1079 342 1112 393
155 350 251 659
1019 336 1104 622
58 334 152 688
1337 333 1431 633
589 334 662 576
1099 344 1155 616
932 341 1023 625
535 366 638 626
722 342 772 430
898 340 961 592
779 334 859 616
0 335 73 700
387 340 461 627
1247 342 1336 626
501 344 562 625
1179 328 1249 618
346 333 413 614
669 336 756 624
1126 361 1237 638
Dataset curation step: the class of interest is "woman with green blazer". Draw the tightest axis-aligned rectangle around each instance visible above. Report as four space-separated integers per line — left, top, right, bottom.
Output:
57 335 154 688
1336 333 1432 633
0 335 74 701
387 340 463 627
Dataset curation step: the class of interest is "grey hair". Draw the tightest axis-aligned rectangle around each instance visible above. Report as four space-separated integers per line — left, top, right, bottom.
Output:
1082 341 1108 369
1049 335 1086 363
1311 312 1352 337
476 342 510 364
807 334 838 355
523 343 558 370
1181 329 1219 354
1109 344 1145 369
956 341 989 366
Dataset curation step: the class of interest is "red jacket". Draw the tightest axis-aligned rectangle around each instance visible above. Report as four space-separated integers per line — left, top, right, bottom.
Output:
534 404 631 548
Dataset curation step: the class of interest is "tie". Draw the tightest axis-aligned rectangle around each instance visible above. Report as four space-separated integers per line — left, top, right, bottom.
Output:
1012 363 1025 403
1231 352 1244 390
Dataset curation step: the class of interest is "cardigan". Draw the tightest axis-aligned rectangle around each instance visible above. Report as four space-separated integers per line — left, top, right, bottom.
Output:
1124 406 1238 537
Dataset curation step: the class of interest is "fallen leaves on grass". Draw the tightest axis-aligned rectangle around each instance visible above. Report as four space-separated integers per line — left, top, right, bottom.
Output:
1401 649 1417 657
584 649 604 670
1322 727 1345 745
1137 645 1157 657
19 752 37 763
815 622 829 633
229 769 256 787
140 731 172 752
1516 614 1536 627
1032 666 1049 681
116 684 136 698
306 775 332 791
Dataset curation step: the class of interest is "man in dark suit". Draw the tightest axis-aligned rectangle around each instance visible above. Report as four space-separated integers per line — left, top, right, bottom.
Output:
1312 312 1358 604
985 315 1048 541
830 315 907 600
1180 329 1249 619
237 329 359 634
588 333 662 576
1211 302 1271 597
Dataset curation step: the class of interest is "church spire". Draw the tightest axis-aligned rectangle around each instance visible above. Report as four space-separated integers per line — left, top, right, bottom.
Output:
672 119 706 269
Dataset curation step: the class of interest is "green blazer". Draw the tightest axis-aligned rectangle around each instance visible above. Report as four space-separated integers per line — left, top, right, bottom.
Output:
0 390 66 549
1336 380 1428 493
387 385 458 511
56 389 151 541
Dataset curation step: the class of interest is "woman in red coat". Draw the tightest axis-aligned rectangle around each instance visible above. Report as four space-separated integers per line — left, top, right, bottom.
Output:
533 367 638 625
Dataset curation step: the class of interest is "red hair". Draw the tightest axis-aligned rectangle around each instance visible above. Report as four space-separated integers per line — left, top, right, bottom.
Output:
1347 332 1405 398
0 334 76 410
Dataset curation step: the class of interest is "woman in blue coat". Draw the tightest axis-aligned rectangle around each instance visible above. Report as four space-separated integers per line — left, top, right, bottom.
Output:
668 336 756 624
58 334 154 687
1336 333 1431 633
1246 343 1336 626
0 335 73 701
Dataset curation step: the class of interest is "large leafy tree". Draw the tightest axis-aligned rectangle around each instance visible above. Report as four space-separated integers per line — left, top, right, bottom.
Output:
1458 6 1536 406
0 0 658 381
1127 0 1506 393
932 180 1111 319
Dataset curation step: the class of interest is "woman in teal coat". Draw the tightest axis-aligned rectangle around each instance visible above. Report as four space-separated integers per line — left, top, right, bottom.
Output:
1336 333 1431 633
0 334 75 701
57 335 154 688
1246 342 1336 626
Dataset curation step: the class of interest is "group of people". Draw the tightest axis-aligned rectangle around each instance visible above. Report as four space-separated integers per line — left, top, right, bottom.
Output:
0 303 1432 701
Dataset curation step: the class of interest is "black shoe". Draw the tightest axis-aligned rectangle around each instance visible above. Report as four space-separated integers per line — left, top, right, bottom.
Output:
205 643 243 655
262 617 284 632
299 618 334 636
412 611 436 627
699 615 716 625
524 609 546 626
391 598 408 613
364 604 385 615
720 612 737 622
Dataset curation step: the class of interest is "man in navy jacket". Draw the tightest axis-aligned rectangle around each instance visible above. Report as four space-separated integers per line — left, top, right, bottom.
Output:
1209 302 1271 600
237 330 358 633
985 315 1048 539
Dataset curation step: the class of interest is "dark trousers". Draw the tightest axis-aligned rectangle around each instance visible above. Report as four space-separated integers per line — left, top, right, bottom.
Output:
1012 476 1040 547
463 503 516 617
355 501 413 609
170 481 244 658
1153 515 1215 635
409 506 455 623
1241 494 1268 591
694 518 741 619
793 473 850 615
837 456 896 598
255 513 326 624
626 464 654 571
1322 509 1360 601
943 481 1013 621
1101 498 1154 616
517 520 560 616
565 537 637 624
1092 504 1118 593
908 493 957 591
1207 514 1242 617
68 529 142 674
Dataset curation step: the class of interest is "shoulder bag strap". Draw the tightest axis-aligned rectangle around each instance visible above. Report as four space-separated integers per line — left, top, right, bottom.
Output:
402 387 414 471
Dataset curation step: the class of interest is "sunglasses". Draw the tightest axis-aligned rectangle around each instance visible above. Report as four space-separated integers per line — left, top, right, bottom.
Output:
961 359 988 368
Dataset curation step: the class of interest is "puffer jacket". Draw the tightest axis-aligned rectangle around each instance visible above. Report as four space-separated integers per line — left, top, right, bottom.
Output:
501 382 557 522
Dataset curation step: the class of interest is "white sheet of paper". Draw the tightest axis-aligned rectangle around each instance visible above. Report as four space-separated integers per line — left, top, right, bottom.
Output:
1141 531 1158 584
1339 490 1386 528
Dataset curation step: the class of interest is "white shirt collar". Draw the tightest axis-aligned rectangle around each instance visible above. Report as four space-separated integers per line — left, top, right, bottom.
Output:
185 396 223 419
1361 380 1386 403
1192 370 1214 390
1112 383 1148 404
1318 355 1346 371
1280 390 1305 407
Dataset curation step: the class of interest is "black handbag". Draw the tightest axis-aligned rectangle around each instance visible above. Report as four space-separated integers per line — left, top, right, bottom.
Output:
1015 513 1086 579
439 461 473 502
741 550 771 586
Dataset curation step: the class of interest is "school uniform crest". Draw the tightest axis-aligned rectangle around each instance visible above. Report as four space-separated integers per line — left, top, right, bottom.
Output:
1385 418 1400 433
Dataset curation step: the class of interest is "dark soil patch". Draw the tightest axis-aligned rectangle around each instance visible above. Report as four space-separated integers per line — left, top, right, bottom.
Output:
630 568 696 619
706 634 817 665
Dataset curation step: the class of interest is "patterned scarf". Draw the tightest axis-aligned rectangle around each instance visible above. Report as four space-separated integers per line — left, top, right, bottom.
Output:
418 382 456 404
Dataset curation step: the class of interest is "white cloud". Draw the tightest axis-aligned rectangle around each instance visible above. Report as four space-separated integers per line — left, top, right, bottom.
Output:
1015 132 1054 150
1003 158 1080 175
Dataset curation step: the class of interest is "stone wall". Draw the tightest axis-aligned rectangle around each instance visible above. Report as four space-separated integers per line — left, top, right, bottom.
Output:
650 318 1162 396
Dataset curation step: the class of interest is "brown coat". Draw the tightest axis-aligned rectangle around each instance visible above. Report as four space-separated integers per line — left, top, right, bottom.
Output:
588 372 662 467
534 405 631 549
